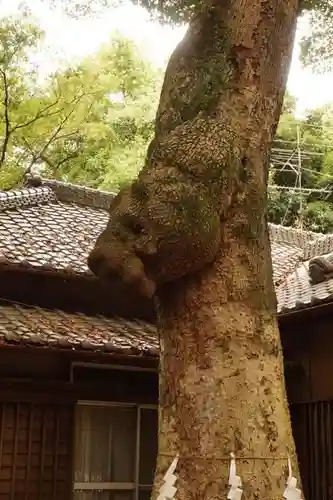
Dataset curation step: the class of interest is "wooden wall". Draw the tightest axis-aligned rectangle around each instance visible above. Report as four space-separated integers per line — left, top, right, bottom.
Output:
0 402 73 500
280 304 333 500
280 304 333 404
0 349 73 500
0 268 155 321
1 303 333 500
0 347 158 500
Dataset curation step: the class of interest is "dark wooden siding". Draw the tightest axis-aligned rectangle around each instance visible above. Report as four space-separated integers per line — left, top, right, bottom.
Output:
0 349 158 500
281 309 333 500
0 402 74 500
0 269 155 321
72 365 158 404
291 400 333 500
281 307 333 405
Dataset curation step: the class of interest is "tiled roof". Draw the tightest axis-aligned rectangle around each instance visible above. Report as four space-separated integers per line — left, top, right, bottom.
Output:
0 180 318 282
1 179 333 316
306 233 333 260
276 256 333 313
268 223 322 285
267 224 333 312
266 222 333 313
0 182 111 275
0 300 158 356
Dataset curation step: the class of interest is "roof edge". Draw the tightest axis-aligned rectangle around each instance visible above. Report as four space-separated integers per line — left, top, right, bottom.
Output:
0 186 56 212
268 222 320 250
305 233 333 260
0 298 159 357
27 177 116 210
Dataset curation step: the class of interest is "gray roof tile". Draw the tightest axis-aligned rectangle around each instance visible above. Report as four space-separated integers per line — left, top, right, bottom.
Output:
276 253 333 313
306 233 333 259
0 300 158 355
0 184 109 275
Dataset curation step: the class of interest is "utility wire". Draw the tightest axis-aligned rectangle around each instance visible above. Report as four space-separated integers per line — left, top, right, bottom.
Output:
274 138 333 149
271 165 333 181
278 120 333 133
269 123 333 221
297 124 303 230
273 139 333 151
281 176 299 226
268 185 332 194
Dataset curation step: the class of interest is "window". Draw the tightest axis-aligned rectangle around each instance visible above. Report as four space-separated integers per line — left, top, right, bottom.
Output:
73 403 158 500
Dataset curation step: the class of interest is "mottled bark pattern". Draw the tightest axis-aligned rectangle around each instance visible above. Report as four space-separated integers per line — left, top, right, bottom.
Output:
88 10 241 297
89 0 300 499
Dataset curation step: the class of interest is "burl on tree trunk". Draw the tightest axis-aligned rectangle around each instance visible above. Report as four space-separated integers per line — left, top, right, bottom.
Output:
88 0 300 499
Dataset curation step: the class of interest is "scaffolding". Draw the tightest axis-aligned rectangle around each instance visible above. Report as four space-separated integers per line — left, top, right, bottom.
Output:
268 121 333 229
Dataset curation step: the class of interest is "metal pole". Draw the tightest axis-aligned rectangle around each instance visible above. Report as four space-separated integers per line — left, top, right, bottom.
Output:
296 123 303 230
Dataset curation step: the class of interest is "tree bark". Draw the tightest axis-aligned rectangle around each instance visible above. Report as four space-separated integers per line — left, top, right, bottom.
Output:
87 0 300 497
150 1 299 499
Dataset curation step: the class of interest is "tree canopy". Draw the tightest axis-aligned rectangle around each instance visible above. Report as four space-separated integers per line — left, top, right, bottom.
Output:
2 5 333 232
300 2 333 72
0 12 162 190
36 0 333 71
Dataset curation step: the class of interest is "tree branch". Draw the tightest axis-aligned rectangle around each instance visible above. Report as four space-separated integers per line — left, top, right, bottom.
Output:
36 106 77 157
40 150 79 174
11 88 88 133
3 78 93 182
0 70 11 168
20 104 80 179
11 96 61 132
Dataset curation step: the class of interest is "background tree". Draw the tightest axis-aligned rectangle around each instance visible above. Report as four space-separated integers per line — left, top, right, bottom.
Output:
0 13 161 190
0 14 97 188
0 14 45 187
52 36 162 190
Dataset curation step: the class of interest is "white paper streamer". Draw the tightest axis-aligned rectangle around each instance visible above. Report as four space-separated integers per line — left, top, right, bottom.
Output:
227 453 243 500
283 456 302 500
157 456 179 500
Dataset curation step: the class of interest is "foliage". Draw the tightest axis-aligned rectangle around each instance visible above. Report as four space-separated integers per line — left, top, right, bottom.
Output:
0 12 161 191
300 4 333 72
0 14 44 187
0 14 104 188
49 36 161 191
303 200 333 232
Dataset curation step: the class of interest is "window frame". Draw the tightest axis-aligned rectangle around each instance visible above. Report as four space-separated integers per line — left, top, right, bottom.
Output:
73 400 158 500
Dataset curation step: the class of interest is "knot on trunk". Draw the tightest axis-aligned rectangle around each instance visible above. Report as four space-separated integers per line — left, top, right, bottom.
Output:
87 175 222 297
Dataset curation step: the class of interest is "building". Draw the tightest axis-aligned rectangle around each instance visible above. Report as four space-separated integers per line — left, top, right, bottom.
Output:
0 179 333 500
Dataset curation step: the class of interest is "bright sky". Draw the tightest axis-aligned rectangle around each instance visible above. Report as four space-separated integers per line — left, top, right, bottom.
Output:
1 0 333 115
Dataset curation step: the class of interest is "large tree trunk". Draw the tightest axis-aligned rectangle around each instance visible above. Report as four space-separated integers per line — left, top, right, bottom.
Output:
88 0 300 498
151 1 299 499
